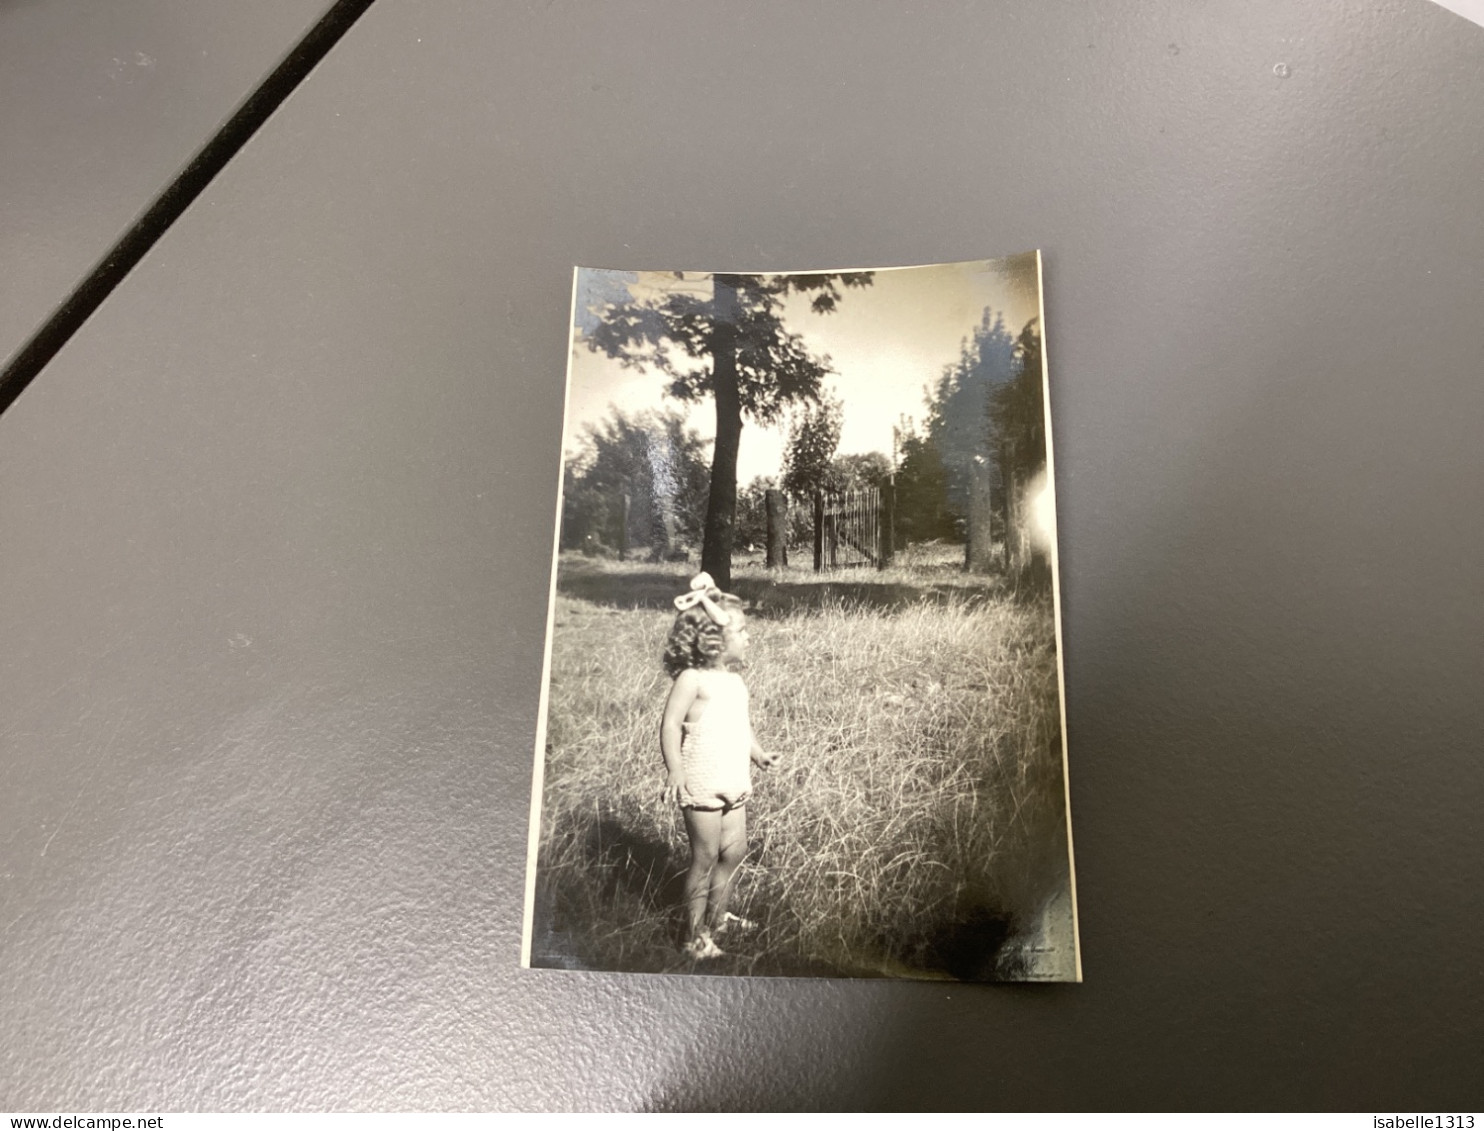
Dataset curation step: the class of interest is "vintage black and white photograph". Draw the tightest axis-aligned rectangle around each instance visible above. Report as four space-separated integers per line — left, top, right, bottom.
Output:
521 255 1078 981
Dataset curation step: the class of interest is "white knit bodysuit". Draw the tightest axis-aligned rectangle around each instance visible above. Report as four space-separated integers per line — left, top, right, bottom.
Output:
680 669 752 811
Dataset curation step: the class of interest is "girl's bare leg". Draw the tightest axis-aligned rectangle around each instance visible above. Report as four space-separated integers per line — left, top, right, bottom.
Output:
681 807 722 942
706 806 748 930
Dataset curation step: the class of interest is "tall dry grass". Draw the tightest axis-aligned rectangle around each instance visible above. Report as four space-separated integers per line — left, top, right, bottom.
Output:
529 557 1071 980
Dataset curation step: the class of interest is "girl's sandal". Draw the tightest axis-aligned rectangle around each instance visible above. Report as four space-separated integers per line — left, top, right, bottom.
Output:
713 912 757 937
682 931 724 960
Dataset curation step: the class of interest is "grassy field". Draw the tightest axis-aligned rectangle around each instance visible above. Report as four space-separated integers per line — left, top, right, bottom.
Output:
527 548 1074 980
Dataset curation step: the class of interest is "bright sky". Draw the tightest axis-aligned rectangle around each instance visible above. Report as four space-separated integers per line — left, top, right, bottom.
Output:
563 255 1042 483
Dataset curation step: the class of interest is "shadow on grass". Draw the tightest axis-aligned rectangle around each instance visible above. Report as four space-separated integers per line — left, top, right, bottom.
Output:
531 818 1026 980
529 807 894 979
917 907 1018 981
529 814 685 973
556 559 1012 619
588 816 683 908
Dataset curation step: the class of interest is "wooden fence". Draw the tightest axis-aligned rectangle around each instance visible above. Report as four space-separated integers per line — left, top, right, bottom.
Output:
762 485 897 572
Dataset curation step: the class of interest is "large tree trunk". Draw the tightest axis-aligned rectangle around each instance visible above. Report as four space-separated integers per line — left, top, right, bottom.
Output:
764 488 787 569
966 458 995 573
701 274 742 590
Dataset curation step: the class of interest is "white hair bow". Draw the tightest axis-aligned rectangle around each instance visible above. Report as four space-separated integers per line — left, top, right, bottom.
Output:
673 572 732 626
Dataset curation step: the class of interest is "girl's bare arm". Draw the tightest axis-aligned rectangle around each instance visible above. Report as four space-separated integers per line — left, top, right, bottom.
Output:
659 669 700 802
749 719 777 768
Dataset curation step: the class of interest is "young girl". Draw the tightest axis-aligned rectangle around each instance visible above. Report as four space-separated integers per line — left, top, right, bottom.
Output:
660 572 778 960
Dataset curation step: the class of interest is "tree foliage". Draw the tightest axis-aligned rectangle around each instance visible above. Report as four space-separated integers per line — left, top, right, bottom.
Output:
989 317 1049 584
781 392 844 499
828 451 891 494
924 309 1019 520
892 417 957 546
989 317 1045 479
586 274 873 423
886 308 1020 550
560 407 711 559
583 271 873 587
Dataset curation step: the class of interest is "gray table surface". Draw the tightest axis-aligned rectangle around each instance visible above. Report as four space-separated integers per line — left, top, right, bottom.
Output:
0 0 336 372
2 0 1482 1112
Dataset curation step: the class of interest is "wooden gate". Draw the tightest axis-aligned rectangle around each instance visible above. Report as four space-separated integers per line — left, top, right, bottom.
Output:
812 486 892 571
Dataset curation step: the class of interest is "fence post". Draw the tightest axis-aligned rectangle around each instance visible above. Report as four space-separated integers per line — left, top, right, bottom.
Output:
879 482 895 569
765 488 787 569
812 491 824 571
650 487 676 562
618 490 631 561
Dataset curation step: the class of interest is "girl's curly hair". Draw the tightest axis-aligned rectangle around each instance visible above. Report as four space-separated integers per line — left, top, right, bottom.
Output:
662 594 745 678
